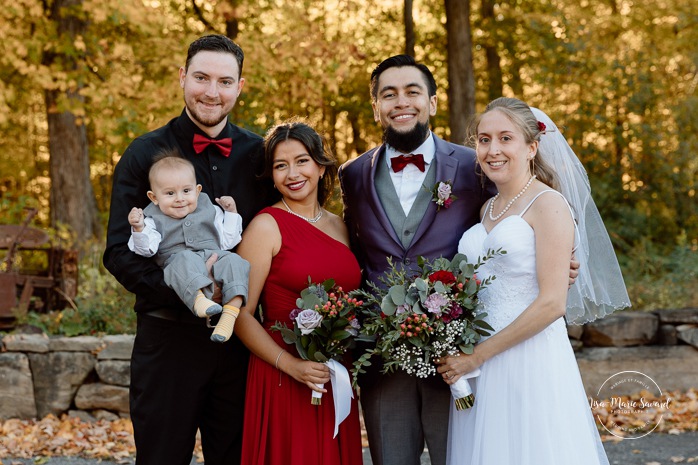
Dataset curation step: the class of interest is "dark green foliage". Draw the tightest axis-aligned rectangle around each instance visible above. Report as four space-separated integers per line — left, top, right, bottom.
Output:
11 247 136 336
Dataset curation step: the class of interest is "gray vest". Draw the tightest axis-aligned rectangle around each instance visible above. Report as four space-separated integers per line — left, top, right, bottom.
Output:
375 156 437 249
144 194 220 267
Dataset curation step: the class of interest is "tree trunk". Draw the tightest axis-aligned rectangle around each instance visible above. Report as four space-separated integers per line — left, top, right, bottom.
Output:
327 104 338 159
481 0 503 100
404 0 415 57
348 113 367 157
445 0 475 144
44 0 100 244
225 0 239 40
508 55 524 97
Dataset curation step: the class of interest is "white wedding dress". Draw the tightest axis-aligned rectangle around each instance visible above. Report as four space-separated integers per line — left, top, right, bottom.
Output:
447 191 609 465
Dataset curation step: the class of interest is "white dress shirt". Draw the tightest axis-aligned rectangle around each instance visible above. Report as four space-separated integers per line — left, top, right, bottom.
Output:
385 133 436 215
128 209 243 257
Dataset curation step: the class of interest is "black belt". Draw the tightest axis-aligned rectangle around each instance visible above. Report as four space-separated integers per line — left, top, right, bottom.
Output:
146 308 214 326
146 308 181 321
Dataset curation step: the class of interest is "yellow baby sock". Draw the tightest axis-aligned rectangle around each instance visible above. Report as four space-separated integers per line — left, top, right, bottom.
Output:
211 305 240 343
193 291 222 318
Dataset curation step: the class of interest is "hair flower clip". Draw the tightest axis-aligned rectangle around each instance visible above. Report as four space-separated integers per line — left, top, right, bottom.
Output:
537 121 547 132
429 180 457 211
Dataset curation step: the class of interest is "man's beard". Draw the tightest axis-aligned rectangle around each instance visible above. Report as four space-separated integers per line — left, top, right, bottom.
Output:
185 95 231 128
189 109 228 128
383 120 431 154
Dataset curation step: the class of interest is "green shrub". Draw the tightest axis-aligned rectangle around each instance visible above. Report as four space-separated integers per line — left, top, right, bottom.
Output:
621 239 698 311
7 236 696 337
15 243 136 336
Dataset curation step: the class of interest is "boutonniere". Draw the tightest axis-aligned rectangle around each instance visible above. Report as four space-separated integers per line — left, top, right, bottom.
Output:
430 180 457 211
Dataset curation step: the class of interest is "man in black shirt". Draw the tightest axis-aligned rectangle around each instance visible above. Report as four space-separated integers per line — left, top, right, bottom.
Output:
103 34 272 465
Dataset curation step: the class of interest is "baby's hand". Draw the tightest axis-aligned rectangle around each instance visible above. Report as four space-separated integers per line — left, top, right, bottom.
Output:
216 196 237 213
128 207 145 232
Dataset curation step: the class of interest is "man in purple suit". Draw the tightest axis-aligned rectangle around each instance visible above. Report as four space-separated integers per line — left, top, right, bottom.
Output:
338 55 494 465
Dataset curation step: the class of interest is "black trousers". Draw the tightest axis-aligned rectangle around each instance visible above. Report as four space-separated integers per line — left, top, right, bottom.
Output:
130 313 249 465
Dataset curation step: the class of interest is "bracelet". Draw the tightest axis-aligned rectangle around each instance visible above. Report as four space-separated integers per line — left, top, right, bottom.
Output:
275 350 286 387
274 350 286 370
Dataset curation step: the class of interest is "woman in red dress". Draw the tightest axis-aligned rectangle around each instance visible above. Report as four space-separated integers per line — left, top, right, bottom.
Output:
235 120 363 465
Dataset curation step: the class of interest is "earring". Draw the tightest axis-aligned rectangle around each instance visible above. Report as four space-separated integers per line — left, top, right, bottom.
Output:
529 156 536 175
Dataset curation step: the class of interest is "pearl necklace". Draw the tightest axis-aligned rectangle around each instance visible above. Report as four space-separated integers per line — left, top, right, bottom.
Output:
488 175 536 221
281 198 323 223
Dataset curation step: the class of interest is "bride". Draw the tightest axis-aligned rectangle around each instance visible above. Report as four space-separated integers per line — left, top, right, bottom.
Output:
435 97 630 465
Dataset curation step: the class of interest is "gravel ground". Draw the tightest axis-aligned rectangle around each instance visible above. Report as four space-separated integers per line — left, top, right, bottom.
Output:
3 432 697 465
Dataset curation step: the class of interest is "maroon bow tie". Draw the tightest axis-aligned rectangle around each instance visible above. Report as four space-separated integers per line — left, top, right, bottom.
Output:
193 133 233 157
391 154 425 172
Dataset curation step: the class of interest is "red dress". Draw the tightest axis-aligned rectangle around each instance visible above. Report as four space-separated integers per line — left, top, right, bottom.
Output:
241 207 364 465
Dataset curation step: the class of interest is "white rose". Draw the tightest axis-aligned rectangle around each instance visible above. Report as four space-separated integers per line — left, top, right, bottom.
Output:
296 309 323 335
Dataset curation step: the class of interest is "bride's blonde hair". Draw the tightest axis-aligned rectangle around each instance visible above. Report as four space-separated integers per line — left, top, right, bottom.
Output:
466 97 560 191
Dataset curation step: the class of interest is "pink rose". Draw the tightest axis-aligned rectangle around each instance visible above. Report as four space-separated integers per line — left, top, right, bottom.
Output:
437 182 452 200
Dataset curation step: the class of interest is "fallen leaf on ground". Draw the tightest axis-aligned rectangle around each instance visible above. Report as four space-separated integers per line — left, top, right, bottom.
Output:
594 388 698 441
0 390 696 461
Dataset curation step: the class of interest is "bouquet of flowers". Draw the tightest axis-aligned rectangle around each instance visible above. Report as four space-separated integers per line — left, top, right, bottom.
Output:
353 250 503 410
271 278 366 407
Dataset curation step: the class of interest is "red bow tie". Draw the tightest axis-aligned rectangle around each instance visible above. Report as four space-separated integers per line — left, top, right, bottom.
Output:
193 133 233 157
391 154 425 172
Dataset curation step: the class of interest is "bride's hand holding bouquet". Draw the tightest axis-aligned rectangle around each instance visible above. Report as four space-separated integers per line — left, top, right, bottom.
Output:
353 250 503 410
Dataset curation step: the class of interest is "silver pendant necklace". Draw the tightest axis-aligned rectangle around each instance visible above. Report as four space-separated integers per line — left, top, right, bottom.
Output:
281 198 323 223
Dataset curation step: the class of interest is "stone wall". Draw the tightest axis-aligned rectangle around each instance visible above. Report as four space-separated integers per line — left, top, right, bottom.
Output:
568 308 698 396
1 308 697 420
0 334 132 421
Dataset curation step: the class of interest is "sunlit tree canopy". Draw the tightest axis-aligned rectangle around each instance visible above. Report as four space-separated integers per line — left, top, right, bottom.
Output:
1 0 696 309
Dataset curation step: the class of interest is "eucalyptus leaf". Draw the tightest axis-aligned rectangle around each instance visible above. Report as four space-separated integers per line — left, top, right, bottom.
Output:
451 253 468 269
300 293 324 310
434 281 448 293
381 294 398 315
462 263 475 276
388 285 406 305
279 327 297 344
296 339 308 359
459 344 474 355
466 279 478 294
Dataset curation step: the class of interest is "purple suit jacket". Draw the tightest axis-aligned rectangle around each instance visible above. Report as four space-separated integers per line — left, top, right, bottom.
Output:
339 134 494 288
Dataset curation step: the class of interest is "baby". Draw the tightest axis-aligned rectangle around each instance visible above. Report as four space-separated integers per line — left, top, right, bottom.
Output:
128 148 249 342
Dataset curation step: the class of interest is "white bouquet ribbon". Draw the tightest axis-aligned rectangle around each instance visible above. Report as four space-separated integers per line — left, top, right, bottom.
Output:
450 369 480 410
311 359 354 438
